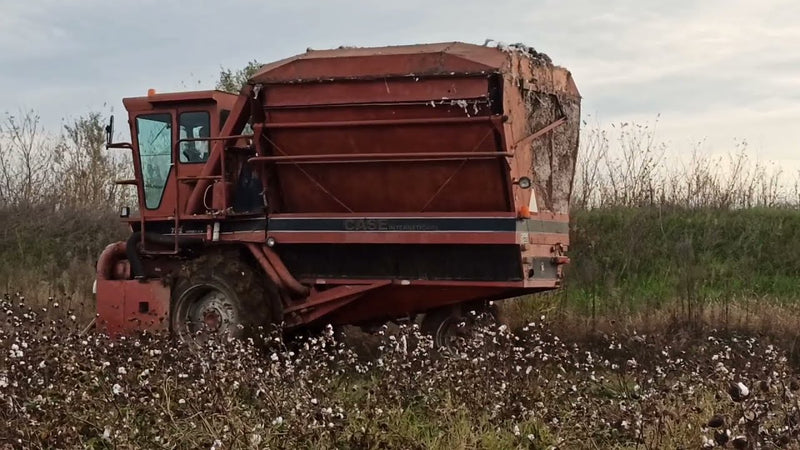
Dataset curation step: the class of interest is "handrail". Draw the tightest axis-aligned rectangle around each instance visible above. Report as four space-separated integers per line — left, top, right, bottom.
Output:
176 134 253 144
173 134 253 213
177 175 223 182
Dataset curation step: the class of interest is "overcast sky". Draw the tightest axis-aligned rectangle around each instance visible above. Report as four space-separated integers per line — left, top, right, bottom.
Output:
1 0 798 170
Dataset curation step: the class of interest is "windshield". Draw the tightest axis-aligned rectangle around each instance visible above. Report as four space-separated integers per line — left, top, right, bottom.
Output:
136 113 172 209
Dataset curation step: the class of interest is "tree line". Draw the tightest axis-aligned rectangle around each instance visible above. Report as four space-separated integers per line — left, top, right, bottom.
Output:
0 111 132 210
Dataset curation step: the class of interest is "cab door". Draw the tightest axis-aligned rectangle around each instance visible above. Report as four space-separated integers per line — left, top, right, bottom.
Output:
175 107 214 217
134 111 176 219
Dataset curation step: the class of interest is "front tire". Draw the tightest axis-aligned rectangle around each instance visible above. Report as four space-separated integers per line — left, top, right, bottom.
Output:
171 252 281 343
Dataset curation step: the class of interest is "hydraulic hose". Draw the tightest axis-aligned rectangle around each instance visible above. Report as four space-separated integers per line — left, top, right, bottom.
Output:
262 246 309 297
126 232 145 279
96 241 127 280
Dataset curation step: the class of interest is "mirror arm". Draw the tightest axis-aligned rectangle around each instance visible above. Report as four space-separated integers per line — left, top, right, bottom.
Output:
107 142 133 150
105 115 115 149
104 115 133 150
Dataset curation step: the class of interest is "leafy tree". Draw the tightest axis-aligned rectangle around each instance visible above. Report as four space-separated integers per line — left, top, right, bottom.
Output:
216 60 263 94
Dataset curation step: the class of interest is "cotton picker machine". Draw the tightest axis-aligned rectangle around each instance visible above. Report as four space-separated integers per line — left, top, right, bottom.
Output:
95 42 580 346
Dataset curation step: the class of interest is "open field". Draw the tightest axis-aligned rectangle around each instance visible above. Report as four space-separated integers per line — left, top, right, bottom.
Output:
1 206 800 447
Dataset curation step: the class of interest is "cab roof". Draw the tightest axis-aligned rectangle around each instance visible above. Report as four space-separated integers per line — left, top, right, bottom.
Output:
122 90 238 112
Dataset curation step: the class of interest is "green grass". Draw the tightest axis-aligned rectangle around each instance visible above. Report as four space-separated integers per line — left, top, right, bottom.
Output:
560 207 800 315
2 205 800 322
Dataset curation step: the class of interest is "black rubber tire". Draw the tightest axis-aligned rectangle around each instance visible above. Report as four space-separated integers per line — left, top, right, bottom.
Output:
421 305 468 350
463 300 500 323
170 251 281 343
421 301 499 350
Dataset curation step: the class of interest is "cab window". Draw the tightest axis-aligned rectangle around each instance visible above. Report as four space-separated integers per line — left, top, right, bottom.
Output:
220 109 230 129
136 113 172 209
179 111 211 163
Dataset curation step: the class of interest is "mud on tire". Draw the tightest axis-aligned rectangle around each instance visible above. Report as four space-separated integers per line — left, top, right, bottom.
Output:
170 251 282 343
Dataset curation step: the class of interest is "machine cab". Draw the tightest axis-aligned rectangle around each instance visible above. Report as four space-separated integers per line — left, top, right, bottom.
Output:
121 90 239 220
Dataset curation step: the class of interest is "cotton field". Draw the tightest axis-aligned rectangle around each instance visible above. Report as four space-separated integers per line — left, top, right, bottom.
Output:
2 293 800 449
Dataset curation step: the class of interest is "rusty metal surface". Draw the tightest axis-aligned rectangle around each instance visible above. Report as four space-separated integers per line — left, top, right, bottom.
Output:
122 90 238 110
96 280 170 336
500 51 581 215
248 42 579 217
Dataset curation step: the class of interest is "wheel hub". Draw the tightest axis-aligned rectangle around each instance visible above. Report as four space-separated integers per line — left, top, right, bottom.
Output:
187 290 237 334
202 308 222 331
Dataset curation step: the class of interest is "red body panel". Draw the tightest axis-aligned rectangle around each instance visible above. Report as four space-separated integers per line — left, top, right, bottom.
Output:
96 280 170 336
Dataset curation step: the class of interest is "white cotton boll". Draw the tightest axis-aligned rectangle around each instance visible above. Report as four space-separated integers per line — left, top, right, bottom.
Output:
736 382 749 397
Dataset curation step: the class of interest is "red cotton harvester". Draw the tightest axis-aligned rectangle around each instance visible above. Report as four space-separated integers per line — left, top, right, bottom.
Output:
94 42 580 345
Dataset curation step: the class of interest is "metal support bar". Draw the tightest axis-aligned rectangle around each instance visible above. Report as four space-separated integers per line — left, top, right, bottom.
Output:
249 151 512 165
177 175 223 183
274 156 503 165
260 114 507 129
512 117 567 150
291 297 359 326
263 97 491 111
284 281 391 326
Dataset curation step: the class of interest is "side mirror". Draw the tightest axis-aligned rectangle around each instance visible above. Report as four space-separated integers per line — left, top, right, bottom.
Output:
105 115 114 148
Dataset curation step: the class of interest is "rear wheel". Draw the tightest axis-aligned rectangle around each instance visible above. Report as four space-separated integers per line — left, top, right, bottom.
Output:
171 252 281 344
421 301 499 350
421 306 469 350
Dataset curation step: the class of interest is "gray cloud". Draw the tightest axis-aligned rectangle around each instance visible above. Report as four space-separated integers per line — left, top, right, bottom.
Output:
0 0 797 167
